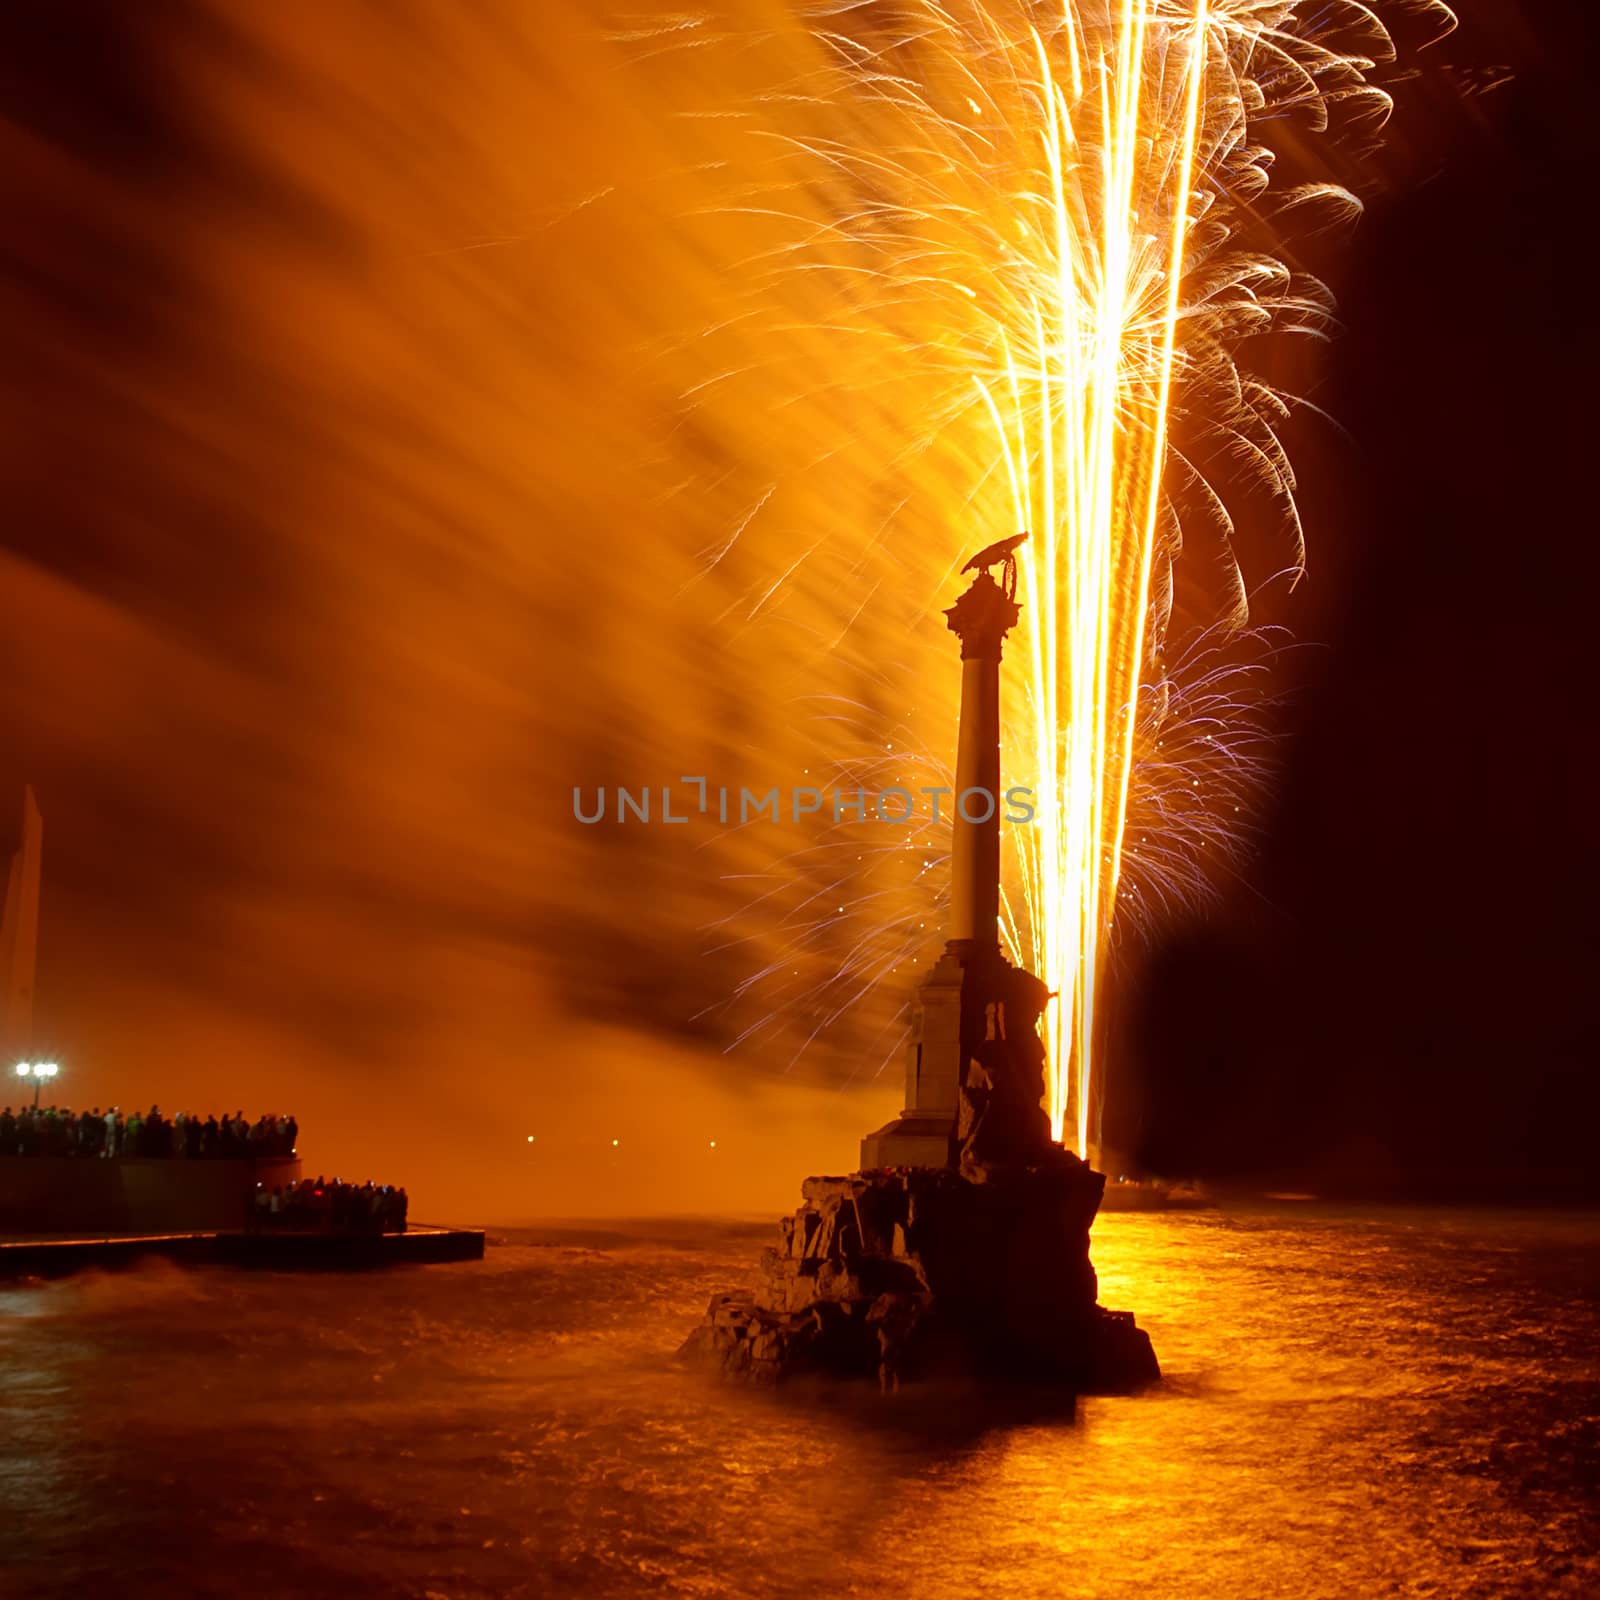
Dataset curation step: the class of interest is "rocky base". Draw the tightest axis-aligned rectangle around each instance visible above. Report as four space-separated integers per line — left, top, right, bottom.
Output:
680 1152 1159 1393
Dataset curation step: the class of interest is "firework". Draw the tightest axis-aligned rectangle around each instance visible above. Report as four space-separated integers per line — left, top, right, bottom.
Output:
630 0 1453 1150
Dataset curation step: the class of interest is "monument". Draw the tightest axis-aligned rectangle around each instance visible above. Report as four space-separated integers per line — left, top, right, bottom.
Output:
0 786 42 1064
861 533 1055 1177
682 544 1159 1392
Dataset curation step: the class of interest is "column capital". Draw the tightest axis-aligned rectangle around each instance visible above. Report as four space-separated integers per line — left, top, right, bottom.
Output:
944 571 1021 661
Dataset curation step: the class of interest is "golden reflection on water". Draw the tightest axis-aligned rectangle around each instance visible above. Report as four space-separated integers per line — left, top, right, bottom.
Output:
3 1206 1596 1598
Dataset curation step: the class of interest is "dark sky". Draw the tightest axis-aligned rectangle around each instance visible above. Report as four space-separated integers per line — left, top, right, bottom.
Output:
1 0 1593 1206
1117 0 1600 1194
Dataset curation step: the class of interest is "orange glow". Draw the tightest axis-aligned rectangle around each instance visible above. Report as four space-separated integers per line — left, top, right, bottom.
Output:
0 1 1457 1212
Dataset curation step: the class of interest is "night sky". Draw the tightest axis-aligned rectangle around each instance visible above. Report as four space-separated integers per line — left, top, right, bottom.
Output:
1 0 1593 1209
1117 0 1598 1194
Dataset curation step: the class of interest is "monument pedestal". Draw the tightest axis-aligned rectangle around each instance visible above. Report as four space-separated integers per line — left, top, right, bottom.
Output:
858 1114 956 1170
858 943 965 1170
860 937 1056 1177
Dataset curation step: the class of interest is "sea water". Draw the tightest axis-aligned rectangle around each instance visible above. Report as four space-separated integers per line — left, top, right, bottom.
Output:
2 1205 1595 1599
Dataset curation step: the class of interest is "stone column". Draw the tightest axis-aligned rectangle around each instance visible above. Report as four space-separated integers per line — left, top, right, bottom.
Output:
944 573 1017 951
860 568 1021 1171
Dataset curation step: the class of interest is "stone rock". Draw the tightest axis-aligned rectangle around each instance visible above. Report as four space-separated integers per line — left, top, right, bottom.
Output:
679 1153 1159 1394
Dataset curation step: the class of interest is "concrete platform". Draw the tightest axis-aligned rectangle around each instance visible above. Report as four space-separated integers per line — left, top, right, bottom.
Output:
0 1225 485 1278
0 1155 303 1234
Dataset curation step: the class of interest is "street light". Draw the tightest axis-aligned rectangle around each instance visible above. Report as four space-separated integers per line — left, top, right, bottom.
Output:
14 1060 59 1108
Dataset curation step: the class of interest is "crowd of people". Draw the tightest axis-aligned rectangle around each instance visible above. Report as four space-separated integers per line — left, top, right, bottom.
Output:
3 1103 413 1238
0 1104 298 1159
248 1176 409 1234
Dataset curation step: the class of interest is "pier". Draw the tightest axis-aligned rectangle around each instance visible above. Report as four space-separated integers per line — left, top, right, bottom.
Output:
0 1224 485 1278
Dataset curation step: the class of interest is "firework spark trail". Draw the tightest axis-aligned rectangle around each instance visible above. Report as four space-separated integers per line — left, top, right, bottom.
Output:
980 1 1236 1152
798 0 1453 1156
623 0 1453 1144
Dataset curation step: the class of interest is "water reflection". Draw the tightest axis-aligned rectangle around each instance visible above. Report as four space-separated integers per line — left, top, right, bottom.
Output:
2 1206 1596 1598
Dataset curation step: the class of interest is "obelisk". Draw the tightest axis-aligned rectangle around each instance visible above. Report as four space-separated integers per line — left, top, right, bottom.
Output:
0 786 42 1062
860 539 1040 1171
